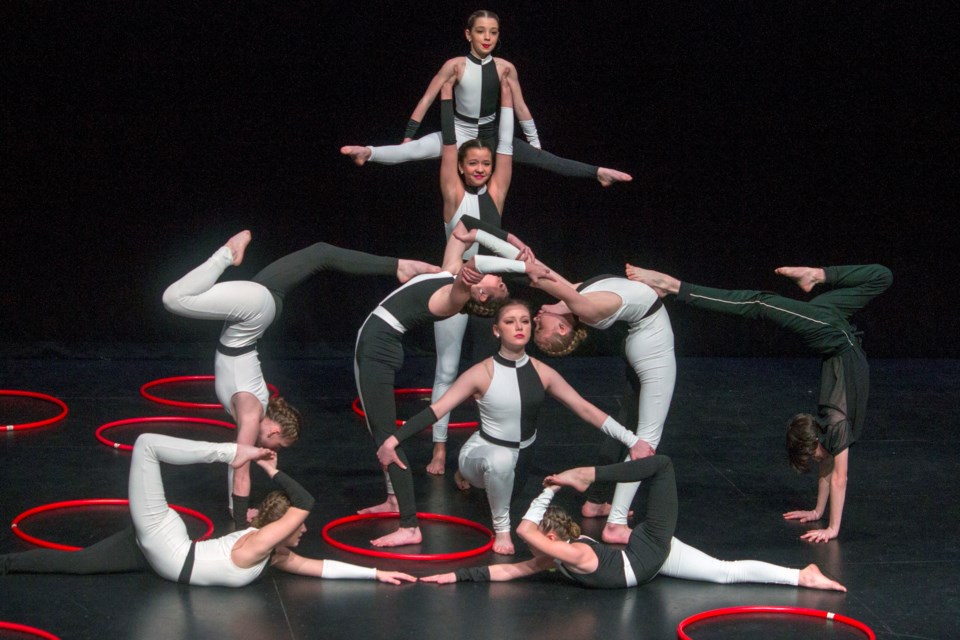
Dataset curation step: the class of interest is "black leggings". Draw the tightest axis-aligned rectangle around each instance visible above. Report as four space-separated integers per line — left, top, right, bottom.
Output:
594 455 677 583
252 242 398 321
1 526 150 576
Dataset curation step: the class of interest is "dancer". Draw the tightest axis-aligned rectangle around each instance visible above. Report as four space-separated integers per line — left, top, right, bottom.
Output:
1 434 416 586
456 223 676 544
624 263 892 543
421 456 846 592
376 300 648 555
162 231 438 528
340 10 632 187
424 73 515 475
354 228 554 548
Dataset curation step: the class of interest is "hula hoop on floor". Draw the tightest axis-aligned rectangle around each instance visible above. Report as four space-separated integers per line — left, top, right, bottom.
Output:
0 621 60 640
1 390 69 432
321 512 493 561
140 375 280 409
11 499 215 551
351 388 479 429
95 416 236 451
676 605 876 640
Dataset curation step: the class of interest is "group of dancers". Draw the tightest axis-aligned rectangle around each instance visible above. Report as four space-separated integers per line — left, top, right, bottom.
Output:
3 10 891 594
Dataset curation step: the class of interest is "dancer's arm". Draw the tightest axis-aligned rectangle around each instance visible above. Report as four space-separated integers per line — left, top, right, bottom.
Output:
377 362 490 468
798 449 847 543
420 555 555 584
533 277 609 324
487 76 514 210
439 79 466 223
271 553 416 584
231 392 264 527
515 487 597 572
537 362 656 459
499 61 539 148
404 57 460 142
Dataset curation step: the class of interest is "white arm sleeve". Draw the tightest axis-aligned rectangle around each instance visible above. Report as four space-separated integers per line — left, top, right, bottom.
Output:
496 106 514 155
521 487 558 525
473 255 527 274
474 229 520 259
600 415 640 448
321 559 378 580
519 119 540 149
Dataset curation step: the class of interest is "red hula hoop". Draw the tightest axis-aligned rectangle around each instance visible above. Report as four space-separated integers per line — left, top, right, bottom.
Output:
140 375 280 409
321 512 493 561
351 388 478 429
95 416 235 451
0 621 60 640
11 499 215 551
677 605 876 640
0 390 69 432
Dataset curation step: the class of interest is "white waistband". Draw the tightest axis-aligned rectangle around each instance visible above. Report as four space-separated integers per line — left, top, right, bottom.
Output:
621 551 638 587
372 306 406 334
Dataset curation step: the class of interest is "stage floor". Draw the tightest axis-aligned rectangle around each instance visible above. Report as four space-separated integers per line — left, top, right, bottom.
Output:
2 355 957 639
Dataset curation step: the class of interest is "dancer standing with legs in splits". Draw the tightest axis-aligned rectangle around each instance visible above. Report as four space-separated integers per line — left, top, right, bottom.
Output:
340 10 632 187
421 456 846 592
376 300 647 555
1 434 416 586
162 231 438 528
624 263 892 542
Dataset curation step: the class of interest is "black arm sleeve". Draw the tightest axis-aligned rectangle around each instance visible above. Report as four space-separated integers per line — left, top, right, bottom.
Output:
232 493 251 530
393 407 440 445
271 471 316 512
454 566 491 582
441 99 456 146
460 216 510 241
404 118 421 139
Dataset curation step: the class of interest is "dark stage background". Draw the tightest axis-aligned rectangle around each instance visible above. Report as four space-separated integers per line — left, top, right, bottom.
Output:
3 2 957 358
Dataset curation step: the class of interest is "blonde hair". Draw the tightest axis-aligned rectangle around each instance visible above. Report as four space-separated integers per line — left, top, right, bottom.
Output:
266 396 302 442
536 323 588 357
250 490 291 528
539 505 581 541
463 297 503 318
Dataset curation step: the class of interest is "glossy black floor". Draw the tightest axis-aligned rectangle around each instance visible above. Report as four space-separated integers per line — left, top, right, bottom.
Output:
1 355 957 640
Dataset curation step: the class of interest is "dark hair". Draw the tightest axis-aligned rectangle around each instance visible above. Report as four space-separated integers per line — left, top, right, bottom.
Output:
467 9 500 29
250 490 292 529
495 298 533 321
266 396 303 442
539 506 581 541
464 296 504 318
457 138 495 167
786 413 820 473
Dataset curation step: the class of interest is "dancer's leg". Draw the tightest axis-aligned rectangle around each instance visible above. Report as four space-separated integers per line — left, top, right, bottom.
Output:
365 132 443 165
513 138 597 180
430 313 469 455
458 437 519 554
658 537 799 585
1 527 149 575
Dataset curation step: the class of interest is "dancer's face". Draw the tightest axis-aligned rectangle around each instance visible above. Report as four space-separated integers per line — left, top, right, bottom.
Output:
472 274 508 303
533 308 568 347
495 303 532 350
459 148 493 187
465 17 499 58
281 523 306 548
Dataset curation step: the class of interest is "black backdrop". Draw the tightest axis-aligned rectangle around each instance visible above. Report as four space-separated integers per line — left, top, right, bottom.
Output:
3 2 957 357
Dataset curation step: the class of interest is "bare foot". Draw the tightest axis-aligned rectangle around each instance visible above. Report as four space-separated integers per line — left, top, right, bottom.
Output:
601 523 632 545
358 495 399 514
624 263 679 296
340 145 372 167
597 167 633 187
453 470 472 491
232 443 274 468
398 259 442 284
798 564 847 592
492 531 515 555
371 526 422 547
775 266 825 293
545 467 595 493
225 230 252 266
581 501 612 518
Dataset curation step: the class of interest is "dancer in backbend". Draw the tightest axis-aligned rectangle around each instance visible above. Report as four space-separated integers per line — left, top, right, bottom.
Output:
454 223 676 545
1 434 415 586
624 263 892 542
421 456 846 592
354 226 554 548
162 230 438 528
376 300 648 554
340 10 632 187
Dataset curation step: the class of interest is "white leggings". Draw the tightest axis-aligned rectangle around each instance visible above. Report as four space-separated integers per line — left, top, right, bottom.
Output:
161 246 276 414
430 313 471 442
457 433 526 533
129 434 236 582
608 308 677 525
659 537 800 586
